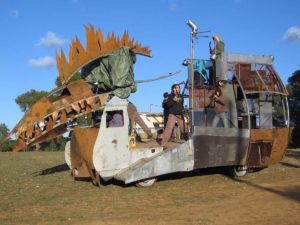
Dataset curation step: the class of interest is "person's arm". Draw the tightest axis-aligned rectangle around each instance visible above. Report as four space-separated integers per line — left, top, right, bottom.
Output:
165 94 175 108
214 95 226 106
162 98 168 108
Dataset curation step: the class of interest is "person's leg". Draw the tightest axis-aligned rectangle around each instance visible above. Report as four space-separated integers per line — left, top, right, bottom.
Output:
176 116 185 137
161 114 176 146
163 113 168 128
212 114 220 127
221 112 229 128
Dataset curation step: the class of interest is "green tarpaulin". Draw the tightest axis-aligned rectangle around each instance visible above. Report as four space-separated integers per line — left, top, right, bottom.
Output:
82 46 137 99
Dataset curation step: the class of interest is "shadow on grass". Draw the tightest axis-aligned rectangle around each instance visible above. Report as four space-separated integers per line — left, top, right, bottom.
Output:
157 167 225 182
285 148 300 160
105 167 227 188
279 161 300 168
33 163 70 176
278 148 300 168
224 175 300 203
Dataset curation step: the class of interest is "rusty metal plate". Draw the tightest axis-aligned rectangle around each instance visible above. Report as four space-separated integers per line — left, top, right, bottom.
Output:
9 81 108 152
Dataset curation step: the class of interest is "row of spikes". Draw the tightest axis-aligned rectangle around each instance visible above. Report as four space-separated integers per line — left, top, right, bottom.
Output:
13 94 108 153
56 24 152 84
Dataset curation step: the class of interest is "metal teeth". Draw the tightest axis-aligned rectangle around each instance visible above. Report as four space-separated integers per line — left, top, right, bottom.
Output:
12 94 107 152
56 24 151 84
10 26 152 152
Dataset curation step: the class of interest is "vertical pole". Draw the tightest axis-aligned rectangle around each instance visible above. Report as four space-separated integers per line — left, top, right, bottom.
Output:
190 32 195 129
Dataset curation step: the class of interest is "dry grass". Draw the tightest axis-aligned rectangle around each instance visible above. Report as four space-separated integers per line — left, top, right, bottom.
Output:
0 149 299 225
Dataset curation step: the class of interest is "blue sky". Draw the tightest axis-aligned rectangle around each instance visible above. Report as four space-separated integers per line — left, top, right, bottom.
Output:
1 0 299 130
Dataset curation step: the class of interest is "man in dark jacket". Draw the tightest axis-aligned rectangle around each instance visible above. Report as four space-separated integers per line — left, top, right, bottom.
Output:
162 92 169 128
161 84 185 148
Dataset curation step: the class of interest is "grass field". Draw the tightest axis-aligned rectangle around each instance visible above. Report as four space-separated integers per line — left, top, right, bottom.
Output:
0 149 299 225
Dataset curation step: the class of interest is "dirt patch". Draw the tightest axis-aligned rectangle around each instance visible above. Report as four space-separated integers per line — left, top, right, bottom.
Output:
0 149 299 225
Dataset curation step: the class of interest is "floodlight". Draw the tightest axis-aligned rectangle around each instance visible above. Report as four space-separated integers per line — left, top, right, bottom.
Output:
187 20 198 33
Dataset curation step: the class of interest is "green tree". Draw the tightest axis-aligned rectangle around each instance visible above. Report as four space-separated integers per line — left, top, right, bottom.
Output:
76 113 93 126
39 136 68 151
0 123 9 140
55 136 69 151
287 70 300 120
15 89 48 112
287 70 300 146
48 140 57 151
0 123 15 152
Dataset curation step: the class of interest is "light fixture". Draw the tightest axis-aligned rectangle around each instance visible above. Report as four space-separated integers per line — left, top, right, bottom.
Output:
187 19 198 33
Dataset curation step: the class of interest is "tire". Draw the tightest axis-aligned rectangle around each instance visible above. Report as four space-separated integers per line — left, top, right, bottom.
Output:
64 141 72 170
136 178 157 188
231 166 247 177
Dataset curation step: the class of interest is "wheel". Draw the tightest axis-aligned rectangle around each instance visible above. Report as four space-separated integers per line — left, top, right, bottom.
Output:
64 141 72 170
136 178 157 188
231 166 247 177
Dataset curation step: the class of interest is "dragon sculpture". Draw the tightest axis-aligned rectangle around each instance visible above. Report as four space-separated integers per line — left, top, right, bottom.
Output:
8 24 152 153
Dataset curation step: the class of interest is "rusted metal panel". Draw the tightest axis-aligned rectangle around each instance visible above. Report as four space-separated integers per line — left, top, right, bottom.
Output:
189 88 215 109
268 128 290 165
67 79 93 99
31 124 67 145
250 129 273 141
13 97 54 128
70 127 99 170
229 63 288 95
247 128 289 167
10 85 108 152
246 141 272 167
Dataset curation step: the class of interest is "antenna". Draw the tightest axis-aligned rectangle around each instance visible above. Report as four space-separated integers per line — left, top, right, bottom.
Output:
186 20 211 131
187 20 211 38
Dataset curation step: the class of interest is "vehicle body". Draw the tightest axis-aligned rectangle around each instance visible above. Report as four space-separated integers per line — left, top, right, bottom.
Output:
9 23 291 187
65 51 290 186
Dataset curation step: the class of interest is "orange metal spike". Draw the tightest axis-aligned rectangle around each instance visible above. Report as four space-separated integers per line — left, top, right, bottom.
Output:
96 29 105 52
35 127 42 139
60 110 67 124
52 111 59 122
69 37 85 74
56 25 151 84
71 103 81 113
27 124 34 139
59 50 71 82
46 117 54 132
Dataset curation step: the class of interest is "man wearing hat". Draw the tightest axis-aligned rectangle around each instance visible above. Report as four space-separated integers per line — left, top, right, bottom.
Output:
210 34 226 80
161 83 185 149
210 34 224 59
